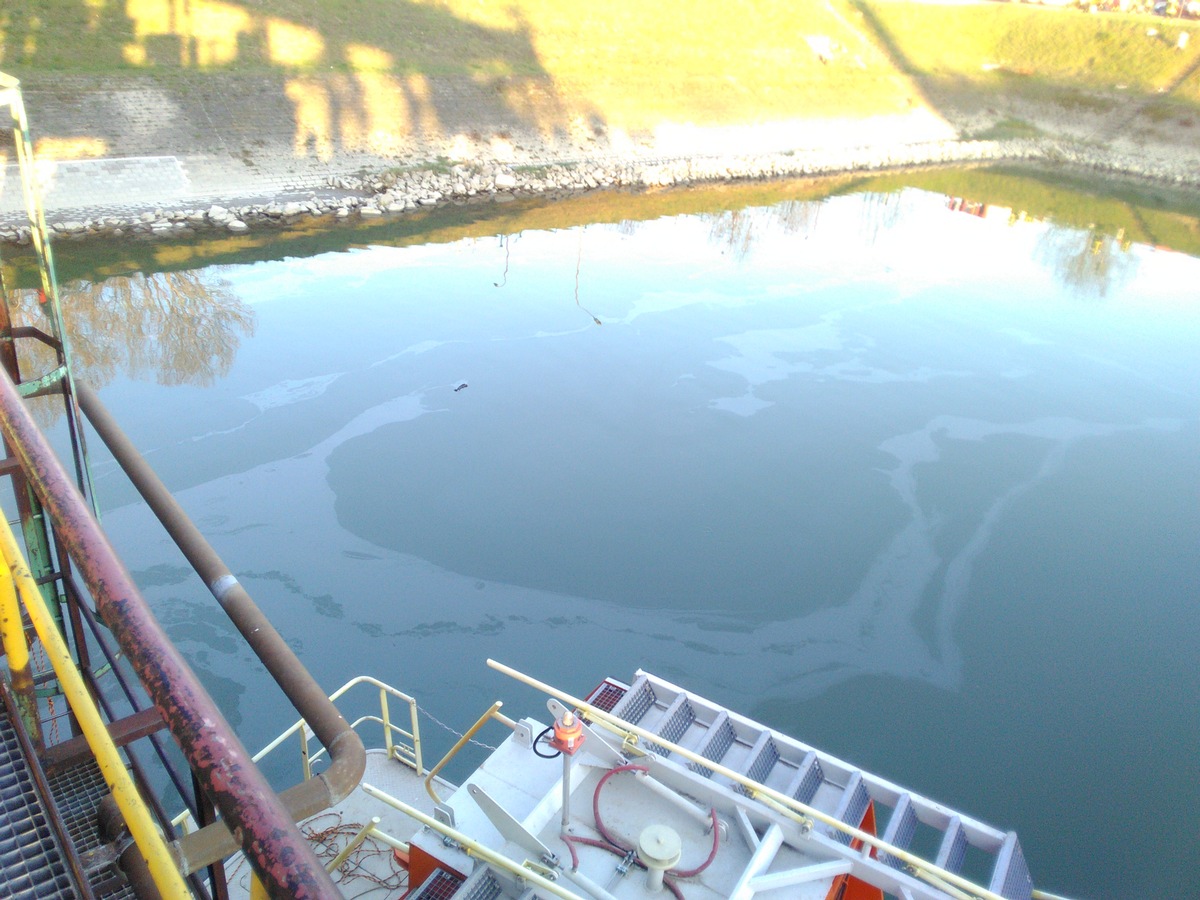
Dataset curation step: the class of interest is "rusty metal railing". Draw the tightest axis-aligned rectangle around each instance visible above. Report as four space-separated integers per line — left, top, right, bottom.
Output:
74 383 366 876
0 367 345 899
0 508 192 898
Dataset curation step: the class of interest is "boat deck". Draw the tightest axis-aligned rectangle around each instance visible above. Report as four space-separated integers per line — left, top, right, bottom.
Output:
224 749 447 899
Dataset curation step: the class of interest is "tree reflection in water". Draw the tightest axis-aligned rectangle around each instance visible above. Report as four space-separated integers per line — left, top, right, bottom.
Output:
1036 225 1138 300
706 199 824 262
8 268 254 419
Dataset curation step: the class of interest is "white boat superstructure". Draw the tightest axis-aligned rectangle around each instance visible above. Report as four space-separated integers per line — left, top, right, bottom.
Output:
226 665 1052 900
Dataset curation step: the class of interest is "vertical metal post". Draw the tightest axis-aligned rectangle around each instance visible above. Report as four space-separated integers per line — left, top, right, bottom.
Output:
561 752 572 829
0 566 41 746
380 686 393 760
0 72 97 635
299 722 312 781
409 697 423 774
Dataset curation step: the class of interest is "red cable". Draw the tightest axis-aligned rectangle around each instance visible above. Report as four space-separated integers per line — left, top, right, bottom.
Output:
669 807 720 878
592 764 648 851
560 832 580 871
561 833 686 900
591 763 721 879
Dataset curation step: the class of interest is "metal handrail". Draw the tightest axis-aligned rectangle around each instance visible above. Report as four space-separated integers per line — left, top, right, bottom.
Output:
423 701 516 805
0 367 341 899
74 383 366 878
267 675 424 777
487 659 1021 900
362 783 589 900
172 675 425 836
0 509 192 898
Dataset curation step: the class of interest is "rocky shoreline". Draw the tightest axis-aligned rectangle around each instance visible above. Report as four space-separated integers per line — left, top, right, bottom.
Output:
3 135 1199 246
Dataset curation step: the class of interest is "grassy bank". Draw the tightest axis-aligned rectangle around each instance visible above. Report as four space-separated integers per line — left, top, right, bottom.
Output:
857 1 1200 105
4 0 1198 145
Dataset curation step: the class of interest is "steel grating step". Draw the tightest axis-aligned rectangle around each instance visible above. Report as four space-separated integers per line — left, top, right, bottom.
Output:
0 706 78 900
46 757 135 899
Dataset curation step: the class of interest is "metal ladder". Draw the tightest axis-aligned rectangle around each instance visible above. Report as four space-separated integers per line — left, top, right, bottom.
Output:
604 671 1034 900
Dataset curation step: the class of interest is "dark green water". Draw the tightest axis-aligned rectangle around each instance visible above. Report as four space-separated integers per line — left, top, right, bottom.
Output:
29 169 1197 899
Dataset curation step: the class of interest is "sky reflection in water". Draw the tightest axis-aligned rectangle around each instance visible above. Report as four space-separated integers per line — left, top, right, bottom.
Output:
91 186 1199 900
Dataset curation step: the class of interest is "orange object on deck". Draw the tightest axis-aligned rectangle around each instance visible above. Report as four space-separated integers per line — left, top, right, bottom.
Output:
550 710 585 755
404 842 464 897
824 800 884 900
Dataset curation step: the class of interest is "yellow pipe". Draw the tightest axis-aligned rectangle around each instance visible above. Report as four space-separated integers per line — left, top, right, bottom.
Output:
0 569 29 672
0 513 192 898
325 816 380 873
362 783 588 900
424 700 505 805
0 567 41 744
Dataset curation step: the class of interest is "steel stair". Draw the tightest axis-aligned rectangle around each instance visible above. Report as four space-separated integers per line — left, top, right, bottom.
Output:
0 696 79 899
598 671 1034 900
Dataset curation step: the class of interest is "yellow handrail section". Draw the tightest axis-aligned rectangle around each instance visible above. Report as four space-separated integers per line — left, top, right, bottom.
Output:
172 674 427 836
0 509 191 899
423 700 514 805
361 783 589 900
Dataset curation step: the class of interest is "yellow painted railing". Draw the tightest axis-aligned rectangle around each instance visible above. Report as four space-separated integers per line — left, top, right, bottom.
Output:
0 509 191 898
172 674 426 837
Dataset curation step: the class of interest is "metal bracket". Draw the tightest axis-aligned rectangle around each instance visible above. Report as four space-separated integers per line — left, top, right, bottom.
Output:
513 718 535 748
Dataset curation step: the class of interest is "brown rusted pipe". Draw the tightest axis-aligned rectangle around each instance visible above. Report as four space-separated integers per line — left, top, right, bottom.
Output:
76 381 365 870
0 369 341 900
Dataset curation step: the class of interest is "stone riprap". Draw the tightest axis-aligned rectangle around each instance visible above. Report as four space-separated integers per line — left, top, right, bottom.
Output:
1 136 1197 245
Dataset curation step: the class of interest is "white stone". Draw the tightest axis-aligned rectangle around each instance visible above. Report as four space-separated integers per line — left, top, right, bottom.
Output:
226 219 249 232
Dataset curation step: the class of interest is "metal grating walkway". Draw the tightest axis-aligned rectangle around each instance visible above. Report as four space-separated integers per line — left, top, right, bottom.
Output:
0 706 78 899
46 757 134 899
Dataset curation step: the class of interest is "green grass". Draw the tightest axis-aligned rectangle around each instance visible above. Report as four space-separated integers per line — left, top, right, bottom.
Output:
0 0 923 126
3 1 1198 159
856 1 1200 102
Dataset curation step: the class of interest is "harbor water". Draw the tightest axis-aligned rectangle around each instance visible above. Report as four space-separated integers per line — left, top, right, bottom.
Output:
17 168 1197 899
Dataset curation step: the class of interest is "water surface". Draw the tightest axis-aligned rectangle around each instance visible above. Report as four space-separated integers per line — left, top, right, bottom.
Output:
33 171 1198 900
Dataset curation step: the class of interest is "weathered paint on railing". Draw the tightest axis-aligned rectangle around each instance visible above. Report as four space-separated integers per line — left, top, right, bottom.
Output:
0 511 192 898
0 367 341 899
75 382 366 873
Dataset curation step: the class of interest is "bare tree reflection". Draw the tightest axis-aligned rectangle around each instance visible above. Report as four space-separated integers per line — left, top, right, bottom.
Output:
7 268 254 416
1035 225 1137 300
574 233 601 325
705 200 823 262
708 209 757 262
774 200 822 237
858 191 904 245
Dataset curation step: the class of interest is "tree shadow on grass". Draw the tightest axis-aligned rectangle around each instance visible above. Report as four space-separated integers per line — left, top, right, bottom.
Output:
3 0 589 160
